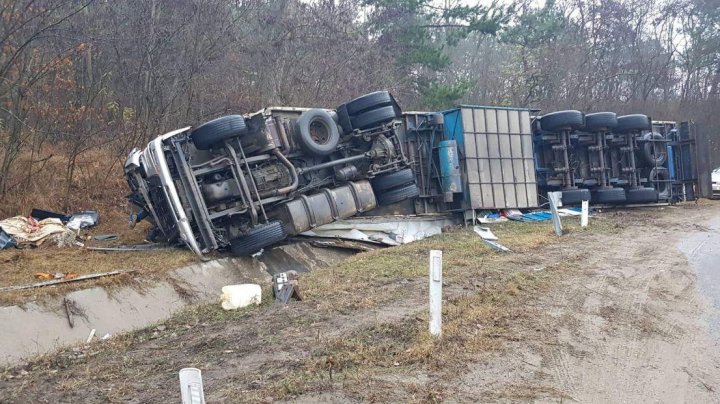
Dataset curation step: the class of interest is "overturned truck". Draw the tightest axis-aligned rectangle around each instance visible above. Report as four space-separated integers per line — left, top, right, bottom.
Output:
125 92 420 257
126 91 700 256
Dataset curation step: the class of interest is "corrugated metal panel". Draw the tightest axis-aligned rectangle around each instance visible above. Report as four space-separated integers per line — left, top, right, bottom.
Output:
444 106 538 209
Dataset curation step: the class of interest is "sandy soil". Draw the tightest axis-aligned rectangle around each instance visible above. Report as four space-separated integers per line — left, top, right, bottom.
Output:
2 202 719 403
455 203 720 402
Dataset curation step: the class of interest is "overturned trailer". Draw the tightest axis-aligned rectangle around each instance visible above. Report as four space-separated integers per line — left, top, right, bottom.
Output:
399 108 701 218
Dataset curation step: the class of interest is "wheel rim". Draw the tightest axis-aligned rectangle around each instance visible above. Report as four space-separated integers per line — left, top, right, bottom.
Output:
309 119 331 145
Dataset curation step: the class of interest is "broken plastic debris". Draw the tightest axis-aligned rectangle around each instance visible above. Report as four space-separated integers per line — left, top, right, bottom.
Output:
86 329 96 343
473 226 498 240
66 211 99 231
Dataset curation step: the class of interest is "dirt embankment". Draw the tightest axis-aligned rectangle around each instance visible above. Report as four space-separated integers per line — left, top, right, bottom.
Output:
1 202 719 403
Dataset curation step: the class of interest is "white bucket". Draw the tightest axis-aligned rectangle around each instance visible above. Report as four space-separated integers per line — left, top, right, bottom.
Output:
220 284 262 310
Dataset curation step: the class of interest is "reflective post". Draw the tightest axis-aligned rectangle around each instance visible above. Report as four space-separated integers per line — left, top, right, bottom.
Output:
429 250 443 337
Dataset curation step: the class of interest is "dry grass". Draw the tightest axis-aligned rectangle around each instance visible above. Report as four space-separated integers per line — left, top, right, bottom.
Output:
0 146 129 219
213 218 611 401
0 207 660 403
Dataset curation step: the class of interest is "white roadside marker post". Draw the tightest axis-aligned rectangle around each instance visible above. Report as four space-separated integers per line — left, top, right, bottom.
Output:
429 250 443 337
179 368 206 404
581 200 589 228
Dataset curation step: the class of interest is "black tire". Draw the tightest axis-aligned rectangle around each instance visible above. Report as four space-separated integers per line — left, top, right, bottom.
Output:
295 109 341 156
230 221 286 256
350 105 399 130
648 167 669 196
191 115 248 150
372 169 416 192
539 110 584 132
583 112 617 132
377 184 420 206
615 114 651 133
560 188 591 205
625 187 658 204
342 91 395 115
640 132 668 166
592 187 626 204
336 104 353 134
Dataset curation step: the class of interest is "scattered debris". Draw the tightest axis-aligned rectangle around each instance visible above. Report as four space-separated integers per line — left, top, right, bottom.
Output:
220 284 261 310
0 216 80 248
90 234 119 242
472 225 511 252
66 211 99 231
0 270 135 292
86 243 177 252
273 271 303 304
86 329 96 343
303 215 458 246
0 228 16 249
30 208 71 222
34 272 78 281
476 211 508 223
64 298 74 328
101 333 111 340
473 226 498 240
482 239 512 253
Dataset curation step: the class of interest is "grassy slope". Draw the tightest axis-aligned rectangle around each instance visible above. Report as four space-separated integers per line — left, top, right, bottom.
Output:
0 211 633 402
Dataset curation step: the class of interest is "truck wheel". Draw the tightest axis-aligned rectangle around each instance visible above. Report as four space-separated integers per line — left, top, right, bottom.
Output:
295 109 340 156
342 91 395 115
372 168 416 192
560 188 591 205
583 112 617 132
377 183 420 206
640 132 668 166
648 167 669 196
191 115 248 150
592 187 626 204
539 110 584 132
615 114 651 133
336 104 353 134
350 105 399 130
625 187 658 204
230 221 286 256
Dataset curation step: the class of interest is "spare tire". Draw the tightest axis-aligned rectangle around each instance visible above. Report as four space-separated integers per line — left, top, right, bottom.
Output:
350 105 399 130
626 187 658 204
615 114 651 133
539 110 584 132
377 183 420 206
230 221 286 256
640 132 668 166
342 91 395 115
191 115 248 150
560 188 591 205
648 167 669 196
372 169 416 192
592 187 626 204
584 112 617 132
295 109 341 156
